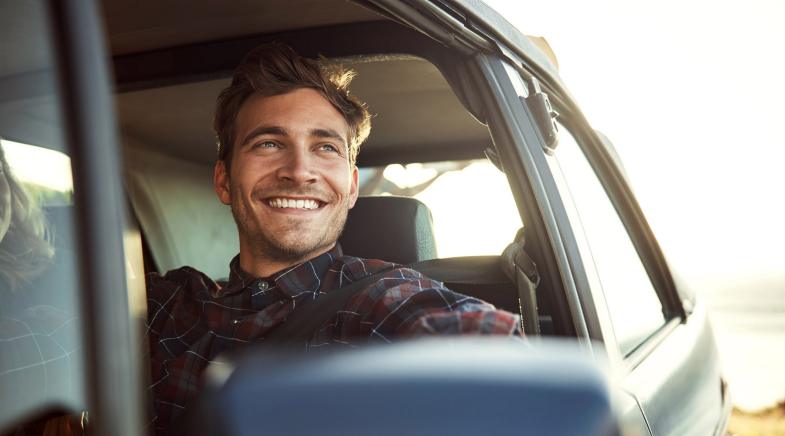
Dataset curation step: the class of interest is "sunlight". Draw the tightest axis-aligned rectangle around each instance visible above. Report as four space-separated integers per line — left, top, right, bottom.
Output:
383 163 438 188
415 161 522 257
484 0 785 410
482 0 785 280
0 139 73 193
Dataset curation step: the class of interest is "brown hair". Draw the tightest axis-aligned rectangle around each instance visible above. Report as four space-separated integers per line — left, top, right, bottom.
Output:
214 43 371 169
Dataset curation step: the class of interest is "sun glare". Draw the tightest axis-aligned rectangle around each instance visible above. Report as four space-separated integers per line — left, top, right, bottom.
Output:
0 139 73 193
416 161 522 257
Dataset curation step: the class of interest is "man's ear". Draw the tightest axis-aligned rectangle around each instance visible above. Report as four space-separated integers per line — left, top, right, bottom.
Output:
214 160 231 205
348 165 359 209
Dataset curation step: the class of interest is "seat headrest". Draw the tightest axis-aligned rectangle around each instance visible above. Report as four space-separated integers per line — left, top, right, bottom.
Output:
338 196 437 265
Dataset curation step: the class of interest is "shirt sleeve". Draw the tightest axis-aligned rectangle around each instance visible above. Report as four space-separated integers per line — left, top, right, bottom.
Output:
351 267 522 341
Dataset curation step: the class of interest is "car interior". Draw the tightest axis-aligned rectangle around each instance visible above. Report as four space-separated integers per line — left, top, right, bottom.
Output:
0 0 579 432
2 3 573 421
106 0 561 336
3 0 566 338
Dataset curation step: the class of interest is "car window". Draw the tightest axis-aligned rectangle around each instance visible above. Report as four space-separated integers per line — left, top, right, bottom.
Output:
546 125 666 355
0 0 87 430
359 159 523 257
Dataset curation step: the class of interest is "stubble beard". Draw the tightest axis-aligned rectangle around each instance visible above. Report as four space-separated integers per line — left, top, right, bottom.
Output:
230 186 350 265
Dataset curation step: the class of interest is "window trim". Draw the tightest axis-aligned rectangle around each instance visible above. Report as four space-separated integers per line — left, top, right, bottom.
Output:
624 317 681 370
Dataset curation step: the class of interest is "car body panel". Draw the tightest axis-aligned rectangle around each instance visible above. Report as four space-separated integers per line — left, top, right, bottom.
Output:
625 302 729 435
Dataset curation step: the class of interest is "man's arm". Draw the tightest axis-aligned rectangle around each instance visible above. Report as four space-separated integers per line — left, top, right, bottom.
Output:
343 267 522 342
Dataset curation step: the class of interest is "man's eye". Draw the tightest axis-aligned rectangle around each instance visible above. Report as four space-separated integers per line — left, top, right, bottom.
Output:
319 144 339 153
253 141 279 149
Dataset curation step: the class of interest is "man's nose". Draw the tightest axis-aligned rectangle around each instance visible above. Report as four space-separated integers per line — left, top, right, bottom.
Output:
276 146 317 184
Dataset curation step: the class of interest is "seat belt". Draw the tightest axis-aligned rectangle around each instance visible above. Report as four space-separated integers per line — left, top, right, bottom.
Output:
501 228 541 335
264 229 542 344
263 266 396 346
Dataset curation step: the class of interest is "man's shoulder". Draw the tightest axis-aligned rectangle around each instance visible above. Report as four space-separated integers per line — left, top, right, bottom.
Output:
335 256 520 338
337 255 454 304
146 265 216 296
338 255 429 283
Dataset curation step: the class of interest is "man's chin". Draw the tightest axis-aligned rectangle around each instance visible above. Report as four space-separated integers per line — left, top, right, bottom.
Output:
261 236 334 264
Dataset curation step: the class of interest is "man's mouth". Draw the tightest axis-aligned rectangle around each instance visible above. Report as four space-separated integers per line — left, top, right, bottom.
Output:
266 197 323 210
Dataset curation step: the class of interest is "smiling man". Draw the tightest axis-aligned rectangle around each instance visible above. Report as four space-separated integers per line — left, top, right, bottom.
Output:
214 87 358 277
145 43 520 436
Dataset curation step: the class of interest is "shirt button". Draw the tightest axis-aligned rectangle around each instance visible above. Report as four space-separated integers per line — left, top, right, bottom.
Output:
232 319 241 325
257 281 269 292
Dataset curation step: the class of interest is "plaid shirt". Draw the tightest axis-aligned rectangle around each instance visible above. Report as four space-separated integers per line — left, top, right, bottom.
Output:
145 245 520 435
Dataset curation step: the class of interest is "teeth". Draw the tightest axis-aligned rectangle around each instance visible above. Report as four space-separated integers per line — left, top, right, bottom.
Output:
267 198 319 210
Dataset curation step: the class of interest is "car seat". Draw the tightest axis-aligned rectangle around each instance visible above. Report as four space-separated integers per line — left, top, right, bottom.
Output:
339 196 542 335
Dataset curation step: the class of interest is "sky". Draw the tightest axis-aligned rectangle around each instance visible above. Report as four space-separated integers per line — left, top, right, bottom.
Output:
484 0 785 283
483 0 785 409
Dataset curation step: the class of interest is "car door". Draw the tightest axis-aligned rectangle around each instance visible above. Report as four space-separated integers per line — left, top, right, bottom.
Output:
544 121 731 435
457 26 730 434
549 120 729 434
476 50 730 434
0 1 143 435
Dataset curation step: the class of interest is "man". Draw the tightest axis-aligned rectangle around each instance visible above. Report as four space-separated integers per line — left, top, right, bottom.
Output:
146 43 520 435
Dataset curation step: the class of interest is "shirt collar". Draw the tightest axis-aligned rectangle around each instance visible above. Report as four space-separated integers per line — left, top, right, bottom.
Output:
222 244 343 298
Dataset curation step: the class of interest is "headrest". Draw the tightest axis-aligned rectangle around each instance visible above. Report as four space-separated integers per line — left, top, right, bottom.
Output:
339 196 437 265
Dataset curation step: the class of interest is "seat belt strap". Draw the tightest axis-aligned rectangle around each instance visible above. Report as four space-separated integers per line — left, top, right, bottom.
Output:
513 249 540 335
502 227 541 336
263 266 396 346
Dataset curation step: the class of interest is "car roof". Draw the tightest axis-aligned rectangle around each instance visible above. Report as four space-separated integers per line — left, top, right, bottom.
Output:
102 0 559 73
2 0 564 167
105 0 562 167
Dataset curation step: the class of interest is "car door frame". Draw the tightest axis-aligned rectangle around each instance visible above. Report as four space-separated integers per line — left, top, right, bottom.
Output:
48 1 144 435
395 1 731 434
551 107 731 436
456 25 731 436
472 51 726 435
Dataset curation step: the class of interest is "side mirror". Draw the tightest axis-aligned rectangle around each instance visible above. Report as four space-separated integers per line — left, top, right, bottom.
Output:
185 338 620 436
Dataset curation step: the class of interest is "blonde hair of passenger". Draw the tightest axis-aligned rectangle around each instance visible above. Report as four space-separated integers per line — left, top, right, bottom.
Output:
0 145 54 291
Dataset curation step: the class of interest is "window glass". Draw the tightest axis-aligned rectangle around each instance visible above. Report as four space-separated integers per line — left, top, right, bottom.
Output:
547 126 666 355
359 159 522 257
0 0 86 430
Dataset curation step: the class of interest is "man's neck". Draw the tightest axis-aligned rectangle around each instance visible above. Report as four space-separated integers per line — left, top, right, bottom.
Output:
238 243 334 278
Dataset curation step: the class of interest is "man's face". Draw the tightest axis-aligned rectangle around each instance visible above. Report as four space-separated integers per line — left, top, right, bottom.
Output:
214 88 358 266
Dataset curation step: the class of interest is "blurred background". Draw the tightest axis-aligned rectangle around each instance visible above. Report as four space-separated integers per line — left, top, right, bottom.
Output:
483 0 785 425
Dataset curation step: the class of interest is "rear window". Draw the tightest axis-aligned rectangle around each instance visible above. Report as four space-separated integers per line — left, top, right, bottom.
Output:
359 159 522 257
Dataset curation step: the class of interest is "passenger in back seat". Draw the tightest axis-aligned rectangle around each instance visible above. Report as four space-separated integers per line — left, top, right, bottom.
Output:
145 42 521 436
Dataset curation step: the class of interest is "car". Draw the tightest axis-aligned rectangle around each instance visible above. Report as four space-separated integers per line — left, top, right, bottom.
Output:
0 0 731 435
